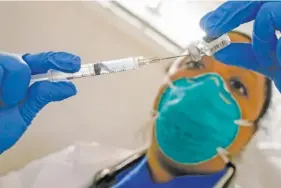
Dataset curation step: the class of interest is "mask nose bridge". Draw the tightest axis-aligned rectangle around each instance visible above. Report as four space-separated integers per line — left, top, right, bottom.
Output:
212 62 230 86
201 73 237 112
202 72 225 89
209 67 232 94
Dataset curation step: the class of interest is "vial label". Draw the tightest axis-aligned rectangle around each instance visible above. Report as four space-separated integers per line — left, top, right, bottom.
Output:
201 34 231 56
209 39 229 54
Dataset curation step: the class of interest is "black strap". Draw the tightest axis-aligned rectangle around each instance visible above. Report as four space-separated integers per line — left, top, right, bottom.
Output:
89 153 145 188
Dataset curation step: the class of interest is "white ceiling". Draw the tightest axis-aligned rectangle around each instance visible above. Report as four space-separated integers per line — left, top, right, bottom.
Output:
109 1 253 48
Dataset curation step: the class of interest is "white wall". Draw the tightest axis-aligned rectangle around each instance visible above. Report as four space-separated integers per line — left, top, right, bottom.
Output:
0 1 172 174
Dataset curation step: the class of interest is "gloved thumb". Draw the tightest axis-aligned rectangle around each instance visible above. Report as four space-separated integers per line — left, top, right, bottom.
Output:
271 38 281 92
214 43 260 72
19 81 77 125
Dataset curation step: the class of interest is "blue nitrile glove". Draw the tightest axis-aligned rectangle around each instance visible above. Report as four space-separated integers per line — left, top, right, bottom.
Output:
199 1 281 91
0 52 81 154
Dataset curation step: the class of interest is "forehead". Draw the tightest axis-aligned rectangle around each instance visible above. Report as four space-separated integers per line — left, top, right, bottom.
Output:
228 32 251 42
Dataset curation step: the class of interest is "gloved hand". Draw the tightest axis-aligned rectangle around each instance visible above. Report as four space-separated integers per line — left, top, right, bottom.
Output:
199 1 281 91
0 52 81 154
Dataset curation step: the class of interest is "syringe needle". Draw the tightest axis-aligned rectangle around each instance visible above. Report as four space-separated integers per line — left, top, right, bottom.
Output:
148 54 190 63
159 54 190 61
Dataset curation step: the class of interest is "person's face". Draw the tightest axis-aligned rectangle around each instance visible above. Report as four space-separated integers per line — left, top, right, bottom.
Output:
150 32 267 173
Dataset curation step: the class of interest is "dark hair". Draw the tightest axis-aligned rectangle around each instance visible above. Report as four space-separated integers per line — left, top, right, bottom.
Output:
230 31 272 124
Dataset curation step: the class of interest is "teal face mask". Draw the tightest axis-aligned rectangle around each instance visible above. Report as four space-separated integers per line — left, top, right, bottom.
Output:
155 73 248 164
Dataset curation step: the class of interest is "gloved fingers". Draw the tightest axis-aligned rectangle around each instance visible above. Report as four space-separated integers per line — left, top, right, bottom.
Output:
22 52 81 75
19 81 77 125
200 1 264 37
214 43 259 72
252 2 281 68
0 53 31 106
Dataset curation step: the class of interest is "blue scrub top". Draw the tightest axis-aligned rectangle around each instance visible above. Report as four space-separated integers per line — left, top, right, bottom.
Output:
114 157 227 188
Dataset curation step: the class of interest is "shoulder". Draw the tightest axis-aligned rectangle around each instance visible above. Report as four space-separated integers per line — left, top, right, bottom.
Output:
0 142 135 188
234 137 281 188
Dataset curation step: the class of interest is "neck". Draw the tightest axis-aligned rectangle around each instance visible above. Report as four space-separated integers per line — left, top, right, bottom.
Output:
146 140 227 183
146 141 173 183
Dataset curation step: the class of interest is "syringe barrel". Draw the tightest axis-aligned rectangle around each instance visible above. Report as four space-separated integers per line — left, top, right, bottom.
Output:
93 57 142 75
30 56 144 85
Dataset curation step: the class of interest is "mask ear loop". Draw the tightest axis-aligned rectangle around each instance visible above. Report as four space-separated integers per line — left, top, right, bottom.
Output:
164 54 189 89
150 110 159 118
216 147 230 164
163 75 177 90
164 62 195 91
164 57 180 89
234 119 253 127
163 64 191 101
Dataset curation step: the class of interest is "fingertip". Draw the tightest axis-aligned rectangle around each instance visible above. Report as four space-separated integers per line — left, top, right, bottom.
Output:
51 81 78 102
19 81 77 124
23 52 82 75
28 81 78 105
199 11 222 38
49 52 81 73
199 12 212 31
72 55 81 72
72 55 81 73
49 81 78 100
59 81 78 97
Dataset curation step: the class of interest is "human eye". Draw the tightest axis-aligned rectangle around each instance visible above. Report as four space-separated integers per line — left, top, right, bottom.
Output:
229 77 248 96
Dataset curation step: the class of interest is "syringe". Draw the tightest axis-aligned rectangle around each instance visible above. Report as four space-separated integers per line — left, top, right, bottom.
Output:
30 34 231 85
